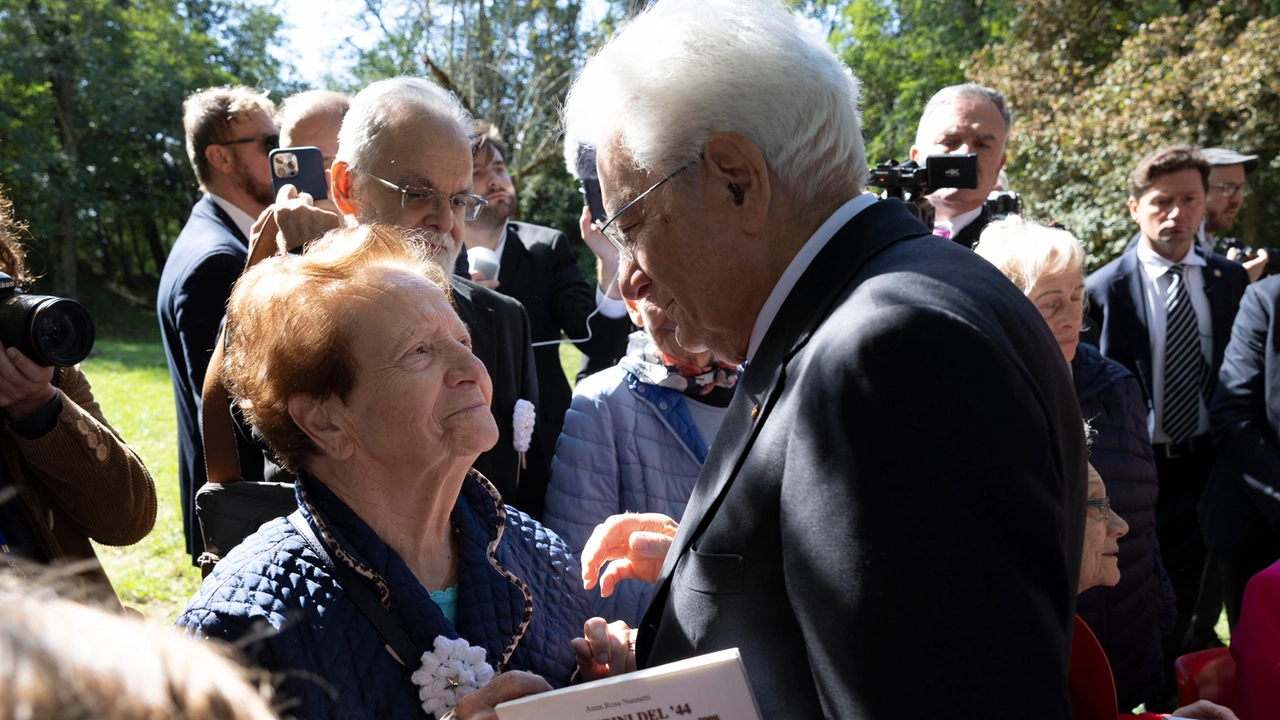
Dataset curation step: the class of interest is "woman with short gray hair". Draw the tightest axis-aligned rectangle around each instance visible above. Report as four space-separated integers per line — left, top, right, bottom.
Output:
976 217 1172 709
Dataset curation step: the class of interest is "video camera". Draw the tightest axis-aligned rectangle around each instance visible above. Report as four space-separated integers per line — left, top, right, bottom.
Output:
868 154 979 227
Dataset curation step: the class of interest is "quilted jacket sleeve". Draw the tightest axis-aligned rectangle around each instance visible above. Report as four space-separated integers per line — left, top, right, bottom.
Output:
545 373 622 554
8 365 156 546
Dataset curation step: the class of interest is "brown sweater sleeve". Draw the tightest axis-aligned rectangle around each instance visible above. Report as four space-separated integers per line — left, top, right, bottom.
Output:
8 366 157 546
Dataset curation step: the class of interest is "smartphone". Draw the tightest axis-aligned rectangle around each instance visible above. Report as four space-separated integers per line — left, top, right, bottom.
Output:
580 177 608 226
269 146 328 200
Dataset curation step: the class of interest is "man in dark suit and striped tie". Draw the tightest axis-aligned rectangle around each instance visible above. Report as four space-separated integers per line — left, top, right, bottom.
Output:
1085 145 1249 705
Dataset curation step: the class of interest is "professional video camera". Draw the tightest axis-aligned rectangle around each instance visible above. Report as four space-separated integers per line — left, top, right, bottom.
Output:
0 273 95 366
868 154 979 227
1222 237 1280 279
985 190 1022 219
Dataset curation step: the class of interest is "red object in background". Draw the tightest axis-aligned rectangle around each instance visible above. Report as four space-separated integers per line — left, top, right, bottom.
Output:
1175 647 1237 708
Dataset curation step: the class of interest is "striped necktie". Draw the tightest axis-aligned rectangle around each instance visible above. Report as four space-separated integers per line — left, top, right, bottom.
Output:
1162 264 1208 443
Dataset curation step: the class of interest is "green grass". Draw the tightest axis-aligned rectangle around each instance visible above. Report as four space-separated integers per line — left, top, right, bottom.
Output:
559 341 582 391
83 339 202 624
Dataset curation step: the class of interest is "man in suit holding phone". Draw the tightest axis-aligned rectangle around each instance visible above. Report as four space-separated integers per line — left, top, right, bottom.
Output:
566 1 1088 716
159 86 278 564
1086 146 1249 698
464 121 632 460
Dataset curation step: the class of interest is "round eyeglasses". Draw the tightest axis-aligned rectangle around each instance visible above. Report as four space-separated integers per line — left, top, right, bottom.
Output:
360 170 488 222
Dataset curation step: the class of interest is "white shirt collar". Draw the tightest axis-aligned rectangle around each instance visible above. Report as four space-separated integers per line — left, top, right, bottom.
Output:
206 192 257 242
1136 238 1206 282
936 205 983 237
746 193 878 362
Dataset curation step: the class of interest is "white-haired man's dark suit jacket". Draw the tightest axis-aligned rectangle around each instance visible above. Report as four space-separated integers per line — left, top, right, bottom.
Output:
636 199 1088 718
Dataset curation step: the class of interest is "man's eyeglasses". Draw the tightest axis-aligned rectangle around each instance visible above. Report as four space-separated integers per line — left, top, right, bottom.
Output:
1086 496 1112 520
360 171 488 222
597 160 699 263
215 133 279 152
1209 182 1245 199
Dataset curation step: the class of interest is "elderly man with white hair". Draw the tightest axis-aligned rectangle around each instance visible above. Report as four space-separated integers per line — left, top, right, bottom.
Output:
569 0 1088 716
262 77 550 514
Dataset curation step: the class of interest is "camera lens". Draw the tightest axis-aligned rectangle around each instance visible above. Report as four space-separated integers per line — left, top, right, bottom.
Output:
28 299 94 366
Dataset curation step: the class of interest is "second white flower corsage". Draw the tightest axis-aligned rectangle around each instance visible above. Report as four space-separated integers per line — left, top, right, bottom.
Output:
411 635 495 718
513 399 535 473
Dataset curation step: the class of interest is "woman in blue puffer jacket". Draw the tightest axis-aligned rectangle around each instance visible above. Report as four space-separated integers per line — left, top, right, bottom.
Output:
976 217 1173 711
545 295 740 627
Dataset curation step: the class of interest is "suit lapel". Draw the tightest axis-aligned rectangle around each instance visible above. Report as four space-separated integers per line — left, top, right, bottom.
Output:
1203 254 1234 364
450 279 498 374
204 196 250 249
651 200 930 598
497 225 526 289
1118 251 1154 397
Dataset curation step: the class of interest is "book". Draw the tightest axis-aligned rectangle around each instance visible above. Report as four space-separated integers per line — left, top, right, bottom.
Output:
494 648 761 720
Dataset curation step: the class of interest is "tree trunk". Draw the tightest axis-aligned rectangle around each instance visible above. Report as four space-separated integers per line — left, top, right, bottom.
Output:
143 214 169 278
32 1 80 298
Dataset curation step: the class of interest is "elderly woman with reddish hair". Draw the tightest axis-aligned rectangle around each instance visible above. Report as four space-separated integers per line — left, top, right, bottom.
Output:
178 225 630 720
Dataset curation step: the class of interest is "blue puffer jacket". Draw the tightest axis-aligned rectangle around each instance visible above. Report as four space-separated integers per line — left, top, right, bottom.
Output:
1072 342 1169 711
545 366 708 627
177 471 590 719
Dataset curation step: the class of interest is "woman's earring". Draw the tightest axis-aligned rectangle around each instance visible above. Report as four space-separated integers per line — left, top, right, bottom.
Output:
729 183 744 205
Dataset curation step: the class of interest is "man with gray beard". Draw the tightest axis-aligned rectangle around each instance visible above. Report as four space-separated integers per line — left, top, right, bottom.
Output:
265 78 549 513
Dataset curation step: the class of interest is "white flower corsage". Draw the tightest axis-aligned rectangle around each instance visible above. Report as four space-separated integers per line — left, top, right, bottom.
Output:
411 635 495 718
513 399 535 472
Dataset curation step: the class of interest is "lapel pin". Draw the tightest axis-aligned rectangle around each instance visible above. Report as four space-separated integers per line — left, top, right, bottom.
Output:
751 404 760 421
1213 269 1222 277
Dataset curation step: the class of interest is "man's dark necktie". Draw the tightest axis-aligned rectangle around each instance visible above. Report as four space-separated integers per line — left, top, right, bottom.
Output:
1162 264 1208 443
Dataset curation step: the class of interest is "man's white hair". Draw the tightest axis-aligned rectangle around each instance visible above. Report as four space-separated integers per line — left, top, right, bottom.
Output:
336 76 473 171
563 0 867 218
914 83 1012 152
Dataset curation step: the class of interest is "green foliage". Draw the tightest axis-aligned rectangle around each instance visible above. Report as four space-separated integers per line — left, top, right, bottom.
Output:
971 1 1280 268
0 0 298 297
830 0 1014 164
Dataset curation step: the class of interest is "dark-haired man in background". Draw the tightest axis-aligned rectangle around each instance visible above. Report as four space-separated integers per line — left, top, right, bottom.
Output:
465 121 631 459
1086 145 1249 706
158 86 277 564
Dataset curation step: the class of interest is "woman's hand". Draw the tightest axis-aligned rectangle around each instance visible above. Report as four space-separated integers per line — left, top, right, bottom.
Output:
580 513 678 597
0 342 55 421
1170 700 1240 720
451 671 551 720
572 617 636 681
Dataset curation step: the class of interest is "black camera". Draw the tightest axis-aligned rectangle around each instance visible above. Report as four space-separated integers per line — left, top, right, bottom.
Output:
985 190 1022 218
0 274 95 366
868 154 979 226
1222 238 1280 279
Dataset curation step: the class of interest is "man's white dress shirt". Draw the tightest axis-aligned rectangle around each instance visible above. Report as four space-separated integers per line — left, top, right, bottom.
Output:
933 205 983 240
206 193 256 242
1136 241 1214 443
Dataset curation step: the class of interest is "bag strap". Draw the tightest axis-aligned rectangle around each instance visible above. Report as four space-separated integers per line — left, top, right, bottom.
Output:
287 511 423 667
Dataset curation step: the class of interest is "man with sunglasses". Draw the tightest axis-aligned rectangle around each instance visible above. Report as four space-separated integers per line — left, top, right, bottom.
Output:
159 86 279 564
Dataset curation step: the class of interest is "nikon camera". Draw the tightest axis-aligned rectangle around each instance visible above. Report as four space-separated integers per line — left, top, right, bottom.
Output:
0 273 95 366
868 154 979 227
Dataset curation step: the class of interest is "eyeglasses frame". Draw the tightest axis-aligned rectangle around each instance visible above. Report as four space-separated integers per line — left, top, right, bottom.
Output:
359 170 489 222
1086 496 1112 520
1208 182 1246 199
596 159 700 263
214 133 280 153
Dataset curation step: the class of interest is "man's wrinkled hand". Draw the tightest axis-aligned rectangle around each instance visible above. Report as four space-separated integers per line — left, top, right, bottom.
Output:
451 671 551 720
581 513 678 597
572 617 636 681
248 184 341 267
0 341 54 420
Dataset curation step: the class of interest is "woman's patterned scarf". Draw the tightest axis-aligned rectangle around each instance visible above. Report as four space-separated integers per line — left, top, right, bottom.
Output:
617 331 741 408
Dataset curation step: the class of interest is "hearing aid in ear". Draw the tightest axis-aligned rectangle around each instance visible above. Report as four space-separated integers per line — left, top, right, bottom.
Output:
729 183 744 205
